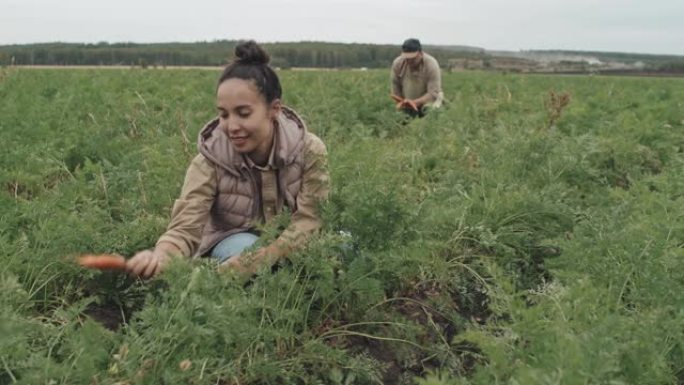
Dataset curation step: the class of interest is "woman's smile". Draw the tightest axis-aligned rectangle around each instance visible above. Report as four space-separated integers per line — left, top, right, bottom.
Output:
229 135 248 147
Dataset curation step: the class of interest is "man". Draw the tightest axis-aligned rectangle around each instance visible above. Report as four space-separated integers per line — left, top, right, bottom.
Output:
391 38 444 117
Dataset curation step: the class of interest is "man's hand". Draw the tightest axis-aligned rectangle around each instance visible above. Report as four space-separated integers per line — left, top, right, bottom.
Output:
126 247 174 279
391 94 418 112
399 99 419 112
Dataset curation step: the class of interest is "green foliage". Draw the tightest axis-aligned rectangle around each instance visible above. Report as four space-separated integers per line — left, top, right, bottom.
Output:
2 69 684 384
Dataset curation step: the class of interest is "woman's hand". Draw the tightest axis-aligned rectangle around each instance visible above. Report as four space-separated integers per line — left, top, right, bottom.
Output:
218 255 253 276
218 246 278 277
126 245 177 279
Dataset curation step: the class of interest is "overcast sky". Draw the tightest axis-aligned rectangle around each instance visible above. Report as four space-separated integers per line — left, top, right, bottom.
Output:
1 0 682 55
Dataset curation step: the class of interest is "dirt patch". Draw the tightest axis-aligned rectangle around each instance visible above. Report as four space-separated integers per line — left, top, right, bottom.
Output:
82 302 127 331
334 282 488 384
5 181 36 200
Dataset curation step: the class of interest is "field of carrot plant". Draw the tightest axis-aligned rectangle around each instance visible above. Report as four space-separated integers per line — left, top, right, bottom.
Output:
1 66 683 384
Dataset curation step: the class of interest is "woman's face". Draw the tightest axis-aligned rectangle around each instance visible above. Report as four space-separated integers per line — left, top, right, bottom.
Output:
216 78 281 158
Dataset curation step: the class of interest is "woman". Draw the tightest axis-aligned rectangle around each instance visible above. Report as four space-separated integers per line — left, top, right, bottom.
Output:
127 41 330 279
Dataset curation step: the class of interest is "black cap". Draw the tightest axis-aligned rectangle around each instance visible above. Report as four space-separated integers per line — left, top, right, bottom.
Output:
401 38 422 53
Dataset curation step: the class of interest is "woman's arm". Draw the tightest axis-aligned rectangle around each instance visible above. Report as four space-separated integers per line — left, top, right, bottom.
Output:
128 154 216 278
156 154 217 257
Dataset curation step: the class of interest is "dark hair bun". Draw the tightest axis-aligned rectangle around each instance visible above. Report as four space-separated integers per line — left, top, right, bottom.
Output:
234 40 270 65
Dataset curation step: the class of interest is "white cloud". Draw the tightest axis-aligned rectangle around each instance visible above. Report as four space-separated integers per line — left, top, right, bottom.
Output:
0 0 681 55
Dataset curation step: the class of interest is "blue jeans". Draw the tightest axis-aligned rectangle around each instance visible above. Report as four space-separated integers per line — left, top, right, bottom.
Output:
210 232 259 264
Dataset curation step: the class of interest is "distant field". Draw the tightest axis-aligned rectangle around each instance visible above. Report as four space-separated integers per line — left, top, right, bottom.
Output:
1 67 683 384
11 64 684 78
11 64 223 70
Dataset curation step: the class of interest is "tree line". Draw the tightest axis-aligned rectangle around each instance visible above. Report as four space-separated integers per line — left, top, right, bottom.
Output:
0 40 483 68
2 40 681 73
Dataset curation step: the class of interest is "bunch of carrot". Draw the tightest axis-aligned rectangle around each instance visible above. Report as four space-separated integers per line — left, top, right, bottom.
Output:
391 94 418 112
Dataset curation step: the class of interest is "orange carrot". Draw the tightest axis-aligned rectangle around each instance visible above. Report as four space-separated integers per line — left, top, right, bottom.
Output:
78 254 127 271
406 100 418 112
391 95 419 112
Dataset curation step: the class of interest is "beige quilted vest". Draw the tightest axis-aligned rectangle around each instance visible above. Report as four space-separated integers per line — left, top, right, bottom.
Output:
195 107 306 256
